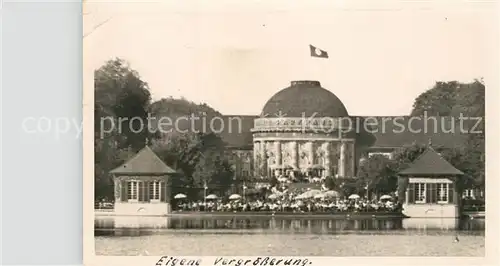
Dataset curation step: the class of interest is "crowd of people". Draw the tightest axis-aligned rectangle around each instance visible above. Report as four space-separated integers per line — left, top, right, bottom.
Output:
174 187 403 214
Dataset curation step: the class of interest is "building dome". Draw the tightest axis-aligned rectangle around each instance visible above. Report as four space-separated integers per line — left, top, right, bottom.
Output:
261 80 349 117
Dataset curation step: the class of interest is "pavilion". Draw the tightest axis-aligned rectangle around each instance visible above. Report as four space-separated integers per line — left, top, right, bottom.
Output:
110 145 176 216
399 144 464 218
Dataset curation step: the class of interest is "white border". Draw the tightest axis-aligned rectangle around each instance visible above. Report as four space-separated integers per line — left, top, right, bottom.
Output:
83 0 500 265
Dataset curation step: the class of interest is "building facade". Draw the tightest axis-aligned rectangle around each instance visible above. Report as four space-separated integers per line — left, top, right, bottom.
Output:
251 81 358 181
221 80 470 184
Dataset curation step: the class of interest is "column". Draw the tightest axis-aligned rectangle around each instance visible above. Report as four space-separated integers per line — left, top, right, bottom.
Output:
405 189 409 204
274 141 282 166
307 142 314 166
349 142 355 177
324 142 331 177
114 178 121 202
339 141 346 177
253 141 260 176
274 141 282 177
290 142 298 169
260 141 267 176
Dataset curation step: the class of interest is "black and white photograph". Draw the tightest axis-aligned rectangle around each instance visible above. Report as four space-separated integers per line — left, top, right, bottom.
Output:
86 0 493 261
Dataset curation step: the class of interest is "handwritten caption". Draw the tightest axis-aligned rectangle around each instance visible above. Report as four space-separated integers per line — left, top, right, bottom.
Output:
155 256 313 266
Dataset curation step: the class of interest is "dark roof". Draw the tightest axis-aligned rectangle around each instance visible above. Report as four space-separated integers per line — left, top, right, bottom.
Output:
398 146 464 176
217 115 472 150
110 146 177 175
261 80 349 117
353 116 472 149
219 115 256 148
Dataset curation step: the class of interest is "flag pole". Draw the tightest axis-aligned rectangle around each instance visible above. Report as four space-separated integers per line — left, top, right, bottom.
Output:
308 44 329 81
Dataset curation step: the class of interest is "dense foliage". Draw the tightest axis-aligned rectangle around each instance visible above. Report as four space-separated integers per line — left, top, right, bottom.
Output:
411 80 485 189
94 58 233 201
151 132 234 200
341 80 485 199
94 59 152 200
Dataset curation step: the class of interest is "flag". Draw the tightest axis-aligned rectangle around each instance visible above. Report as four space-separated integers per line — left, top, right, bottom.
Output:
310 45 328 58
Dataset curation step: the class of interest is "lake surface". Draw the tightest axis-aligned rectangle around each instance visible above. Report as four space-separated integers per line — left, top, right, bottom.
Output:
95 215 485 256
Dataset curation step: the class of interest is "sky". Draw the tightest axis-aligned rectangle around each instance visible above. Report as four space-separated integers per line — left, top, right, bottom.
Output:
84 0 497 116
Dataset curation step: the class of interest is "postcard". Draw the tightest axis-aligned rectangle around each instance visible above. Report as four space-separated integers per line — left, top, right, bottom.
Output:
83 0 498 265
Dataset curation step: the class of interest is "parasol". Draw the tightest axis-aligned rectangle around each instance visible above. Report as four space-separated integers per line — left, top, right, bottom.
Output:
205 194 218 200
229 194 241 200
174 193 187 199
348 194 360 199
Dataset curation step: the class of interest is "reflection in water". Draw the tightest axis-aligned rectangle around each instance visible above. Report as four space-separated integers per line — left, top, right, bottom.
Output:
402 218 465 230
169 217 404 231
95 216 484 237
95 216 485 256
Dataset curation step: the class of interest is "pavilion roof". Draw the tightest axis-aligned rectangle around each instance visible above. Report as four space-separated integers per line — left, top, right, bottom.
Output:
110 146 176 175
398 146 464 176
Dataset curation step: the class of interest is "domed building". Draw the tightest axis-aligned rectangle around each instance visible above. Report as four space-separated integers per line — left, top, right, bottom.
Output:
219 79 471 185
251 80 356 180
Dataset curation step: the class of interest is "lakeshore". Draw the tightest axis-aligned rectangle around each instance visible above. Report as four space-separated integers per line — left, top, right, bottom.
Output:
96 208 488 220
95 209 408 219
94 215 485 256
170 211 408 219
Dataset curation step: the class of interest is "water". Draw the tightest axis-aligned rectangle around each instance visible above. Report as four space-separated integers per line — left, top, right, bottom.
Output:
95 215 485 256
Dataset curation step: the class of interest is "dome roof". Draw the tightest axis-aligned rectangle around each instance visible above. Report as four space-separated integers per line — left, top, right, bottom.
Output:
261 80 349 117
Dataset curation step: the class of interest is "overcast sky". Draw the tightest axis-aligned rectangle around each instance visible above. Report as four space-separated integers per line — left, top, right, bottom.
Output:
85 0 496 116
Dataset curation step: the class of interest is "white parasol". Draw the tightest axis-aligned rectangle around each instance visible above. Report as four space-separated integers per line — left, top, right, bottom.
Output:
348 194 360 199
228 194 241 200
380 195 393 200
205 194 218 200
174 193 187 199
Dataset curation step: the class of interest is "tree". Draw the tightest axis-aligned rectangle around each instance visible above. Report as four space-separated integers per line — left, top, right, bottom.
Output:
411 81 460 116
452 80 485 189
94 59 152 200
390 143 428 201
95 58 152 151
147 95 240 199
440 145 482 191
357 155 395 197
410 80 485 189
337 178 360 197
449 80 485 118
410 80 484 117
151 132 234 199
